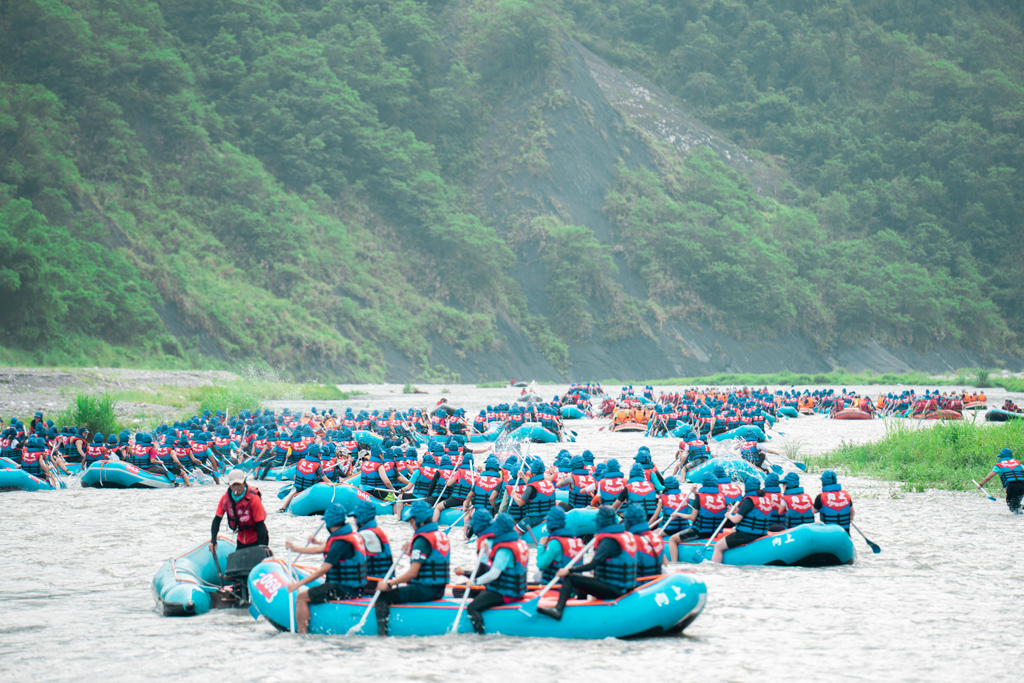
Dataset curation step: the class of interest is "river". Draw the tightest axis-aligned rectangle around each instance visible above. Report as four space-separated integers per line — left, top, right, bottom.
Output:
2 383 1022 682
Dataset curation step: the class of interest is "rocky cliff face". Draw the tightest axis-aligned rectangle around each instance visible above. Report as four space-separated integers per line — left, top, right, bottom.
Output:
403 39 1016 383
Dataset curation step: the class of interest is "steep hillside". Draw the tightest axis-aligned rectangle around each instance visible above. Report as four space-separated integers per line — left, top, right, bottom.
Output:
1 1 1020 381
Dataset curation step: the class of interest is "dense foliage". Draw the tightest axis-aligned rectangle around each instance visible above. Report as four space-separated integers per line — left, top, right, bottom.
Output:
0 0 1020 378
572 0 1023 348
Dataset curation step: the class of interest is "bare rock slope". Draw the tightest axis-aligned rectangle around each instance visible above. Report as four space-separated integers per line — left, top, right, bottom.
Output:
415 40 1017 382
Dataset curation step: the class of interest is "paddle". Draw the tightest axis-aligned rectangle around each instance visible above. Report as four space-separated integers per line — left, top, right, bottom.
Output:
692 501 740 563
850 522 881 554
285 546 297 633
443 510 467 534
210 542 228 584
652 484 698 534
430 468 457 511
971 479 997 502
520 536 597 616
764 451 806 472
67 463 87 487
449 546 488 634
345 548 407 637
190 458 221 477
497 442 529 515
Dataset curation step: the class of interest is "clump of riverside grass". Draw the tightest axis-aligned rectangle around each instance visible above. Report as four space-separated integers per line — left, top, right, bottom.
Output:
56 392 123 436
812 419 1024 494
185 364 354 420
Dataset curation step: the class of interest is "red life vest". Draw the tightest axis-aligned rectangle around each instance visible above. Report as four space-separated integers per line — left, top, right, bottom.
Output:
818 489 853 529
474 474 501 493
296 458 320 475
783 492 814 514
635 529 665 567
719 481 743 503
220 486 263 545
598 477 624 498
697 491 727 513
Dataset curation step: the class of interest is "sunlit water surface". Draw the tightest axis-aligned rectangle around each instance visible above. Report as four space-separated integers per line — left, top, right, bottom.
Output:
3 384 1022 682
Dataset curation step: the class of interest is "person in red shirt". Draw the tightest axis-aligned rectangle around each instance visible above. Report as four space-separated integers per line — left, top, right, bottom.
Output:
210 469 269 552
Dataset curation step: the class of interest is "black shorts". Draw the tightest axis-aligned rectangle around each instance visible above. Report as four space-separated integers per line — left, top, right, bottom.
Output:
1006 481 1024 513
364 488 391 501
307 582 359 604
725 530 762 549
440 497 465 510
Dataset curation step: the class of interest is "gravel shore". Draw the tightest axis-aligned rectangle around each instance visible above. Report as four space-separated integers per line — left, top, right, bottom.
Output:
0 367 237 425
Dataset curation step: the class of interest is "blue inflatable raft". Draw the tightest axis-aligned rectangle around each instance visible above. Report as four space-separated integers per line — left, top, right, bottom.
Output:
287 484 394 517
468 425 502 443
0 468 65 491
80 461 176 489
777 406 799 418
251 464 296 481
560 405 586 420
399 506 464 527
352 431 384 448
673 525 855 566
247 558 706 637
684 457 763 484
508 423 559 443
152 538 237 616
712 425 767 442
523 507 598 544
670 425 698 439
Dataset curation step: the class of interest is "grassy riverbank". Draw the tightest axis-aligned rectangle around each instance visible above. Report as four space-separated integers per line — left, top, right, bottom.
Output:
30 375 358 435
812 419 1024 496
620 368 1015 388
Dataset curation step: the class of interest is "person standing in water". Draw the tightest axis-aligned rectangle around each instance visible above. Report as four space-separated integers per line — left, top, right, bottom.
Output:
210 469 268 552
978 448 1024 514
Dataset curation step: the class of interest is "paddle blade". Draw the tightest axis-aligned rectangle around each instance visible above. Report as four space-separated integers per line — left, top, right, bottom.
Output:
520 597 540 616
248 604 261 621
795 462 807 471
771 464 784 475
987 495 997 502
865 538 881 554
692 550 706 563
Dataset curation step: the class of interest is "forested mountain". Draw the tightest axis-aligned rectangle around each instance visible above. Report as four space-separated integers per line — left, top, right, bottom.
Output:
1 0 1021 381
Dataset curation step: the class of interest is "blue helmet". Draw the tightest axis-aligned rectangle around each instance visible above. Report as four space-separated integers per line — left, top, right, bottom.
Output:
546 506 567 532
471 510 493 535
353 499 377 526
322 503 348 528
407 500 434 525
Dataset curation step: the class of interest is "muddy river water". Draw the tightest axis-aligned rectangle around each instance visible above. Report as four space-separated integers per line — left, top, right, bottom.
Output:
3 384 1021 682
